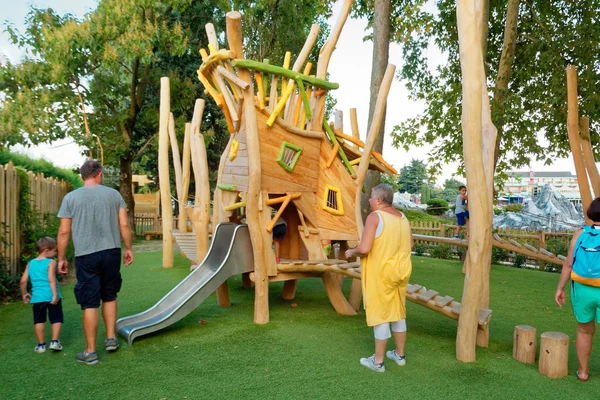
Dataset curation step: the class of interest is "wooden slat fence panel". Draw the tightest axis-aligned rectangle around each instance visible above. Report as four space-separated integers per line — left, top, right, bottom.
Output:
1 163 71 276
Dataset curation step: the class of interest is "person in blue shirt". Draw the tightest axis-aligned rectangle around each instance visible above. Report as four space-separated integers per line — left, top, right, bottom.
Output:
454 186 469 238
20 237 63 353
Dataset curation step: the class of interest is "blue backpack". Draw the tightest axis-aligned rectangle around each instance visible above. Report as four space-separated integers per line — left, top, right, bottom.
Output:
571 225 600 287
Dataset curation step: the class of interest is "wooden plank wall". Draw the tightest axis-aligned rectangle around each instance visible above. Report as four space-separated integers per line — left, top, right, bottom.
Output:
1 162 71 275
315 140 359 241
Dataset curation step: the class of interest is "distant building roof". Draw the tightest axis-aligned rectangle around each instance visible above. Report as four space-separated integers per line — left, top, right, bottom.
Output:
508 171 575 178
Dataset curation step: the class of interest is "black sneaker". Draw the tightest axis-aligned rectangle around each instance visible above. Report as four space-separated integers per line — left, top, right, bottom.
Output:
105 337 120 351
76 350 98 365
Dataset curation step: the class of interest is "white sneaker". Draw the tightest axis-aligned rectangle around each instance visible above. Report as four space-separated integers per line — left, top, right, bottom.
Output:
49 340 63 351
386 350 406 366
359 355 385 372
34 344 46 353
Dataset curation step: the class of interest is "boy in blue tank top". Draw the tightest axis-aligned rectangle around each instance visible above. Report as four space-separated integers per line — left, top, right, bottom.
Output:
19 237 64 353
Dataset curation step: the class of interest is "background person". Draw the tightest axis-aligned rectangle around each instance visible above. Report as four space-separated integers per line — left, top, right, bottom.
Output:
555 197 600 382
57 159 134 365
454 185 469 238
345 184 413 372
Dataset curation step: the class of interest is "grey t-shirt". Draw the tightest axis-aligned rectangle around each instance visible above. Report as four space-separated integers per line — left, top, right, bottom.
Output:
455 194 466 214
57 185 127 257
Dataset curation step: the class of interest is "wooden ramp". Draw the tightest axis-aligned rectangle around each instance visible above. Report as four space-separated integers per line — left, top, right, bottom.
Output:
406 283 492 326
275 259 492 326
172 229 198 263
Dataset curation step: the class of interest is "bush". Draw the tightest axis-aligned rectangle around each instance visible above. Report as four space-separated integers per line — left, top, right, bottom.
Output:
545 238 570 258
426 199 449 215
491 247 508 264
0 260 20 302
504 204 524 213
414 243 429 256
493 208 503 215
429 244 452 260
0 149 81 188
513 254 527 268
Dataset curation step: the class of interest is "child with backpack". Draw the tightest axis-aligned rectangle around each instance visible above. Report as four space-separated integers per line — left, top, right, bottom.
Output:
20 237 64 353
555 197 600 382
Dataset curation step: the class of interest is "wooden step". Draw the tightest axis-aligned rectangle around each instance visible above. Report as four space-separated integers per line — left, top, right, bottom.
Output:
417 290 439 302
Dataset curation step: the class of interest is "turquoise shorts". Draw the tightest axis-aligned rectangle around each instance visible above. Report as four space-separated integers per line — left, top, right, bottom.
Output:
571 281 600 324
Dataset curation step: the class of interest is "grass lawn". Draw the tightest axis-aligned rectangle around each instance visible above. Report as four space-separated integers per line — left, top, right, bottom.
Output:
1 251 598 399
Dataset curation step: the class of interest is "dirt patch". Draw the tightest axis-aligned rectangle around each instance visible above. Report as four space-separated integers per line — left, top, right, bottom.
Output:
133 240 164 253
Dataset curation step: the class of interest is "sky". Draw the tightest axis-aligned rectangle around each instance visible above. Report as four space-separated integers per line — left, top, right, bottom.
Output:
0 0 579 184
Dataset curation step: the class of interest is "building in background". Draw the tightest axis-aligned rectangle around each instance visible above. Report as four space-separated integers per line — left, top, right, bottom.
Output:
502 171 581 204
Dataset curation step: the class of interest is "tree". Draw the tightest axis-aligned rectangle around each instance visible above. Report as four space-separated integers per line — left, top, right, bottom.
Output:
379 173 400 192
444 178 465 191
397 159 428 194
389 1 600 174
1 0 192 227
1 0 336 227
353 0 392 220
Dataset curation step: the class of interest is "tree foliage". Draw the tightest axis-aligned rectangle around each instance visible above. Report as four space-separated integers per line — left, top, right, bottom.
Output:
356 0 600 174
397 158 428 194
1 0 336 219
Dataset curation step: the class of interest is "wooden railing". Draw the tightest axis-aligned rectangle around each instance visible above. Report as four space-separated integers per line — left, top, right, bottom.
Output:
409 221 574 251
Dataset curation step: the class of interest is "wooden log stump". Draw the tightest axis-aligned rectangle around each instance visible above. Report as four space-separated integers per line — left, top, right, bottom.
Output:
538 332 569 378
513 325 536 364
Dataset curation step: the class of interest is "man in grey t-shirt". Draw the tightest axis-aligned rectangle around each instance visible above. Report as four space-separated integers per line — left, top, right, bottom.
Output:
57 160 133 365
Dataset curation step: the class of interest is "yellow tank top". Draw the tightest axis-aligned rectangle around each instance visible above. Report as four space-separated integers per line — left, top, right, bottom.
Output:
361 210 413 326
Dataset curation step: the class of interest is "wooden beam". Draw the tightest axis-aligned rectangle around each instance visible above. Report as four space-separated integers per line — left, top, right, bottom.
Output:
158 77 174 268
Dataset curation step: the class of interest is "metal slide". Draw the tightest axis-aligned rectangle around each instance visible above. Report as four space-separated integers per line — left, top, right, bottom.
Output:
116 223 254 345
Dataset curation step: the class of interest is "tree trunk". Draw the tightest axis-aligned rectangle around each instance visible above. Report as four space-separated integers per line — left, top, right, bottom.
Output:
455 0 493 363
361 0 391 220
491 0 520 169
119 155 135 231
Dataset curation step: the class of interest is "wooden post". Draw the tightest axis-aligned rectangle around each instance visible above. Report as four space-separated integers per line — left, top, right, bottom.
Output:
178 123 192 232
513 325 536 364
168 113 182 203
227 11 273 324
579 116 600 198
189 100 210 268
566 66 593 224
538 332 569 378
456 0 493 362
159 77 174 268
349 108 360 149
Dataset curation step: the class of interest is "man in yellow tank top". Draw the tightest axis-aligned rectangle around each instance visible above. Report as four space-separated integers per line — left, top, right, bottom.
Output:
346 184 413 372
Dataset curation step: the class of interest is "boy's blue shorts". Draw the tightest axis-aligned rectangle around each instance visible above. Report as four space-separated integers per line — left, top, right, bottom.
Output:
571 281 600 323
456 211 469 226
32 300 64 324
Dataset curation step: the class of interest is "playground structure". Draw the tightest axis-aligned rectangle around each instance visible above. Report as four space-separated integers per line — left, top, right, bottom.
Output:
117 1 600 363
117 2 499 346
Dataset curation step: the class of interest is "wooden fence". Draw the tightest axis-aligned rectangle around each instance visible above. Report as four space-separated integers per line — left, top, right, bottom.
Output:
409 221 573 251
1 162 71 275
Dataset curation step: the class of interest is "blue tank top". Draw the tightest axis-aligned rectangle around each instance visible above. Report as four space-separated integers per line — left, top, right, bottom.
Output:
29 258 62 303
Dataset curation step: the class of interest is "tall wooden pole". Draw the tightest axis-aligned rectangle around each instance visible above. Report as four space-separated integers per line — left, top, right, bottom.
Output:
455 0 489 362
168 113 182 203
189 99 210 266
566 66 593 224
227 11 273 324
579 116 600 198
159 77 174 268
178 123 191 232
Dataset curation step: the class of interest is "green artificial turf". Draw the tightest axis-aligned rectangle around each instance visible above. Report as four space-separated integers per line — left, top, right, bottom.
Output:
1 253 598 399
